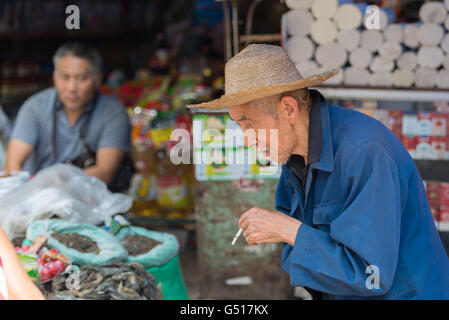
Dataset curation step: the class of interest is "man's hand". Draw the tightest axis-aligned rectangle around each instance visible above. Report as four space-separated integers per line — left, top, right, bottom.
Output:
83 147 124 184
238 207 301 246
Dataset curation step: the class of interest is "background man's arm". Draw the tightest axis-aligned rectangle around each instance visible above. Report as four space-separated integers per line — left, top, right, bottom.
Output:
83 147 124 184
3 139 33 172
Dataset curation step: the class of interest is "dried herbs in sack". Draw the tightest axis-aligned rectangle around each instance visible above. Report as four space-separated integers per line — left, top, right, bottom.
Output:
26 219 127 266
116 226 188 299
45 262 162 300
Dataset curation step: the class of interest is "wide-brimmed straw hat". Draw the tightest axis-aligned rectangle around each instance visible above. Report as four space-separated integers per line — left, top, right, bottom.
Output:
187 44 340 110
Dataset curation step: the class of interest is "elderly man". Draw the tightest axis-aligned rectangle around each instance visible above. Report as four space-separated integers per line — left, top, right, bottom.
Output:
4 42 131 190
188 44 449 299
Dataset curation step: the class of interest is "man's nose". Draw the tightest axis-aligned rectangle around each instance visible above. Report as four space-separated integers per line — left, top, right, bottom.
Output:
67 79 78 91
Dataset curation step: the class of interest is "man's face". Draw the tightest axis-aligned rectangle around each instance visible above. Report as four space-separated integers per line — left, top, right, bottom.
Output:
53 55 100 111
228 101 297 166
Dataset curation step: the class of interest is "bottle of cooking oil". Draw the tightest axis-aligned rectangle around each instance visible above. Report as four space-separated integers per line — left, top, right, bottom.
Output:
128 143 158 217
155 148 191 218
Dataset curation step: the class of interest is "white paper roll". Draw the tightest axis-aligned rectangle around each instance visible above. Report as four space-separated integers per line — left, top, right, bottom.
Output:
417 46 444 69
369 56 394 73
310 19 338 44
361 30 384 53
337 29 361 52
392 69 414 88
286 9 313 36
369 72 392 87
419 2 447 24
344 67 371 86
415 67 437 88
397 51 418 71
436 69 449 89
286 0 313 10
315 42 347 68
379 41 402 61
417 23 444 46
334 4 362 30
311 0 338 19
286 35 315 63
349 47 372 69
383 24 403 43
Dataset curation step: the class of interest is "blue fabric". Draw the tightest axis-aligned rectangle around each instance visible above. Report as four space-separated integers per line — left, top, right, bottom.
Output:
276 90 449 300
11 87 131 174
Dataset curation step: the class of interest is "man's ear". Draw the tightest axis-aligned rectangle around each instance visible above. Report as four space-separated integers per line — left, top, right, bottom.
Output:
280 96 298 125
95 72 103 88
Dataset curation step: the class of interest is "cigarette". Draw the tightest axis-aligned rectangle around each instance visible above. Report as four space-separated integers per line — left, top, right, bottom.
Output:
231 228 243 246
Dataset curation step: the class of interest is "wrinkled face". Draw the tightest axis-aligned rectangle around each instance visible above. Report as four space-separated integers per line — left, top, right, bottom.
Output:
228 99 298 166
53 55 100 111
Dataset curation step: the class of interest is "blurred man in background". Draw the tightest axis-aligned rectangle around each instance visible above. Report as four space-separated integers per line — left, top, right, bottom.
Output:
3 42 131 188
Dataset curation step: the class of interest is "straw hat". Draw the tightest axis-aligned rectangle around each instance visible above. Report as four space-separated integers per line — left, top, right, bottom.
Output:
187 44 340 110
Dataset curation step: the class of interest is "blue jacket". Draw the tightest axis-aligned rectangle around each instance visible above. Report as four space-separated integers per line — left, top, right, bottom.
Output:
276 92 449 299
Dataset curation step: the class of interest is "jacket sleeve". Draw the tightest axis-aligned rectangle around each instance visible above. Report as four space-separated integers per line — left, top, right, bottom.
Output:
283 141 402 296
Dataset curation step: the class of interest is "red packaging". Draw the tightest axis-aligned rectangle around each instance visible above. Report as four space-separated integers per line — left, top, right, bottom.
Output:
432 114 447 137
401 135 416 151
441 182 449 206
429 205 440 222
439 205 449 231
431 136 446 159
426 181 441 205
440 206 449 222
388 110 403 137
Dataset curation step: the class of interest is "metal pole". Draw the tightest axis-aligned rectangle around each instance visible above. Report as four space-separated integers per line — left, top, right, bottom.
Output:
245 0 262 46
231 0 239 56
223 0 232 62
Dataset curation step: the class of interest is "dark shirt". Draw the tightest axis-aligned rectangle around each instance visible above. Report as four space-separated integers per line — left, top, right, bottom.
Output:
285 90 322 188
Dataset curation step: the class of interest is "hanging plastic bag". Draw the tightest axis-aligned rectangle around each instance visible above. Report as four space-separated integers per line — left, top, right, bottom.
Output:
26 219 128 266
0 164 132 239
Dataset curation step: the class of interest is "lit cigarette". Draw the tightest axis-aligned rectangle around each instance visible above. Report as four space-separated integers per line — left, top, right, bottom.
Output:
231 228 243 246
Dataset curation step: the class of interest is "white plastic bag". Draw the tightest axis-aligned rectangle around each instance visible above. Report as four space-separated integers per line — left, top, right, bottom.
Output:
0 171 30 198
0 164 133 239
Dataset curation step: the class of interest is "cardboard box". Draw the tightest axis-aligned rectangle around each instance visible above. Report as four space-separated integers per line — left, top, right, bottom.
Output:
402 113 418 136
417 111 434 136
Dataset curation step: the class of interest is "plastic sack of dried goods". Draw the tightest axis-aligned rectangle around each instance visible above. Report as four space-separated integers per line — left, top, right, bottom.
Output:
26 219 128 266
0 164 132 239
116 226 188 300
45 262 162 300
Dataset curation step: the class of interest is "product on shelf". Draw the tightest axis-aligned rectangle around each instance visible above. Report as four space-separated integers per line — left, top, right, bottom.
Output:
357 108 449 160
425 181 449 231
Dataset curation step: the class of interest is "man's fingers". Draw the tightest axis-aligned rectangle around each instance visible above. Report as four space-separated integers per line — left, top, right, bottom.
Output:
238 207 257 228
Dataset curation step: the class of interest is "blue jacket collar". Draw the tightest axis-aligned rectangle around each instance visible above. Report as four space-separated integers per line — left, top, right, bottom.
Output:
308 89 334 173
